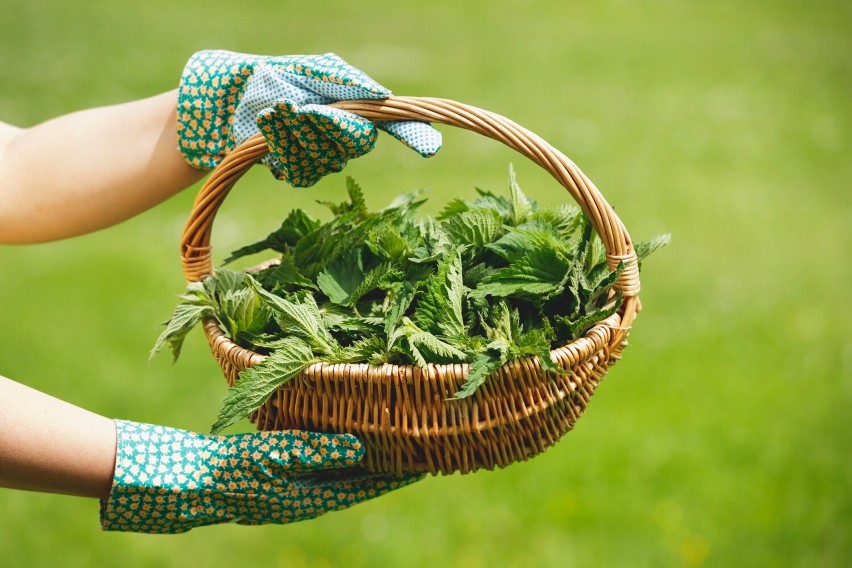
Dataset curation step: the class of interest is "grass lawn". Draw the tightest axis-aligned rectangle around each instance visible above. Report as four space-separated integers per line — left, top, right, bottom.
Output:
0 0 849 566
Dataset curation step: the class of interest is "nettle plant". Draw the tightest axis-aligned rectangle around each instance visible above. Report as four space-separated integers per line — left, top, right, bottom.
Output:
152 166 668 433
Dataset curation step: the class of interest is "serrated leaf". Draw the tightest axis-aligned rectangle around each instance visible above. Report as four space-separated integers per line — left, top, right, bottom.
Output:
150 302 214 363
384 281 417 339
409 220 453 264
471 187 513 219
216 286 272 340
337 335 388 364
381 189 428 216
510 326 561 374
210 337 315 434
508 163 533 226
436 197 470 220
223 209 319 265
390 318 467 367
247 277 338 356
316 249 365 305
366 224 410 263
255 254 316 292
441 208 504 248
414 249 467 340
472 245 571 301
453 348 508 399
555 291 622 341
635 233 672 261
463 263 498 288
317 176 367 217
150 281 215 363
486 226 567 264
351 263 403 306
204 268 246 297
529 204 583 238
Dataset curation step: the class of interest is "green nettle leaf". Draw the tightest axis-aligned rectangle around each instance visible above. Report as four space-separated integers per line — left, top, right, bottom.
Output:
153 169 668 420
510 326 561 374
486 226 567 264
384 281 417 339
454 346 509 399
248 277 339 356
223 208 320 265
636 233 672 263
316 249 365 305
391 318 467 368
436 197 470 220
150 281 215 363
555 292 622 341
150 301 214 363
508 163 533 226
255 254 316 292
463 263 498 288
210 337 316 434
380 189 428 216
414 249 467 341
337 335 388 364
472 245 572 301
367 225 410 263
215 285 273 342
409 220 453 264
470 187 513 219
442 252 467 338
317 176 367 217
351 262 403 306
442 208 504 248
204 268 246 297
529 204 583 238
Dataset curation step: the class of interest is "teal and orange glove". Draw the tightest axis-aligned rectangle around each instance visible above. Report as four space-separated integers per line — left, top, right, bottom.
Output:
177 50 442 187
100 420 422 534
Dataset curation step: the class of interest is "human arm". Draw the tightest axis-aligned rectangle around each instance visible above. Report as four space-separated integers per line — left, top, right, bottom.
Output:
0 374 421 532
0 375 116 498
0 90 205 244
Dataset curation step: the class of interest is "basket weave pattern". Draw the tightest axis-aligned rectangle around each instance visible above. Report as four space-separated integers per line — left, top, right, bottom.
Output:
181 97 640 475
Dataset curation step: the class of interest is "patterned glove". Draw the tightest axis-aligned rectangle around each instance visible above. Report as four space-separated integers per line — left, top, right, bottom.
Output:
100 420 422 534
177 50 442 187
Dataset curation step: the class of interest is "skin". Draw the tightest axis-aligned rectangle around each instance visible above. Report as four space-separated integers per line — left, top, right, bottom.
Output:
0 90 206 498
0 90 204 244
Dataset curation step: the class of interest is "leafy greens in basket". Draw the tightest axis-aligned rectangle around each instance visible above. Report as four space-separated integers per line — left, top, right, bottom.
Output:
152 166 669 433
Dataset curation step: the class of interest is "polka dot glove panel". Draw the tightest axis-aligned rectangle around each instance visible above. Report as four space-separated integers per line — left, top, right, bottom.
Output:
177 50 442 185
100 420 423 534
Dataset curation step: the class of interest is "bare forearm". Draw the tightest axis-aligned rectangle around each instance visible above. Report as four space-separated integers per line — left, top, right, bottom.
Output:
0 375 116 498
0 90 205 244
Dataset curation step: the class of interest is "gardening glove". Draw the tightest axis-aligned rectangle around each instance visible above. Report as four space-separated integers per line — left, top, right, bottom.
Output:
177 49 442 187
100 420 423 534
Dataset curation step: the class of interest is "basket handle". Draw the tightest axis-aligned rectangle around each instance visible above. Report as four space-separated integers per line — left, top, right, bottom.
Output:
180 96 640 337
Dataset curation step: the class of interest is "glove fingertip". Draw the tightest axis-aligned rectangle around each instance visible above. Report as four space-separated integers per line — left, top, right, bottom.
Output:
267 430 365 472
376 121 443 157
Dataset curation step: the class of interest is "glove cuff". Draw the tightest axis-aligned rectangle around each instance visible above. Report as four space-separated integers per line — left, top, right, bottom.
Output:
99 420 206 534
176 50 262 170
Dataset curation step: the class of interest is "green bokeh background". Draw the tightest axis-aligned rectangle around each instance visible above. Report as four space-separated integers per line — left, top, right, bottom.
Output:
1 1 849 566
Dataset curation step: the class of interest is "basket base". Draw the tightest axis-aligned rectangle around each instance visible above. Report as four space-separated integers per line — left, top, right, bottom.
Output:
250 346 617 476
207 316 626 476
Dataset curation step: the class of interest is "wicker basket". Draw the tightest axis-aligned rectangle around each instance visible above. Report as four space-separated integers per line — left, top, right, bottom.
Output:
180 97 641 476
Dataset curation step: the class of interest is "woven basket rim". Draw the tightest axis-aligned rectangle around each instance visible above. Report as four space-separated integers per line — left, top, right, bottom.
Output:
201 307 622 376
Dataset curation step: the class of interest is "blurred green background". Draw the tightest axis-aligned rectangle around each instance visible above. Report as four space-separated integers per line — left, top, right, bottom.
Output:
1 0 849 566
